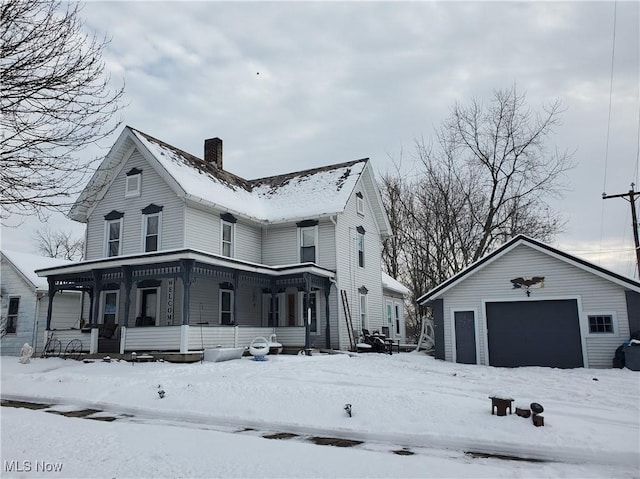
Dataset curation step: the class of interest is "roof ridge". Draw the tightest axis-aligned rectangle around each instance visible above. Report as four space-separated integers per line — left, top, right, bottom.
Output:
130 127 253 191
249 158 369 185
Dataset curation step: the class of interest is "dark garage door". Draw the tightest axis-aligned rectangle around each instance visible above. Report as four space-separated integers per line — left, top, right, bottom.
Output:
486 300 583 368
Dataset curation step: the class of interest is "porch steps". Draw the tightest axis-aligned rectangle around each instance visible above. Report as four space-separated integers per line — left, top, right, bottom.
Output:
340 290 356 351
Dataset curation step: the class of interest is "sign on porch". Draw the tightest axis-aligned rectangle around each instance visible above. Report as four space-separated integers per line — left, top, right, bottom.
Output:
167 279 174 325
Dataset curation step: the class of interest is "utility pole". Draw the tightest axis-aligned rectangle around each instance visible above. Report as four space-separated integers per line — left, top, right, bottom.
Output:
602 183 640 278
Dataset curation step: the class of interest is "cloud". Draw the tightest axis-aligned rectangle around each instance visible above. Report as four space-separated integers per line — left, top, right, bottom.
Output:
4 1 638 268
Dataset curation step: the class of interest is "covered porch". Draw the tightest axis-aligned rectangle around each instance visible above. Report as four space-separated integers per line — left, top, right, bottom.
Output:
36 249 335 354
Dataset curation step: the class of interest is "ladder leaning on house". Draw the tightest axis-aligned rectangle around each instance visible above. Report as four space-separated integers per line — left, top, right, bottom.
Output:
340 289 356 351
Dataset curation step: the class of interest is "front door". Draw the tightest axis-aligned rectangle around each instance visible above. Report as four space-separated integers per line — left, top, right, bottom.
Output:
140 289 158 326
454 310 476 364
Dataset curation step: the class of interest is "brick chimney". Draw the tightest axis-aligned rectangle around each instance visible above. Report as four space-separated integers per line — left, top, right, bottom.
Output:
204 137 223 169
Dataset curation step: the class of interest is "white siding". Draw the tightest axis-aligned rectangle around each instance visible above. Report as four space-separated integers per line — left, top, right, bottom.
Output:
262 224 297 265
1 256 81 356
184 205 217 252
85 148 185 260
335 179 385 350
184 205 262 262
440 244 632 368
236 220 262 263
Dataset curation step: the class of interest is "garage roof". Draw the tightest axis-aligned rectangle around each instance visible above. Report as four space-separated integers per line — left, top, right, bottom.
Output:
417 234 640 304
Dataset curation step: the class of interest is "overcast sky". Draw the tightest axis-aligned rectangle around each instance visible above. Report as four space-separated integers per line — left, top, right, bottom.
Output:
2 1 639 278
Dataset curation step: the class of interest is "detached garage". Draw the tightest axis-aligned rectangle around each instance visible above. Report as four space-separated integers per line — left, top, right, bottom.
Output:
418 235 640 369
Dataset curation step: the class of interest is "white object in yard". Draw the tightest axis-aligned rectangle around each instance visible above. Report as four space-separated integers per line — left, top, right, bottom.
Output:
267 334 283 355
18 343 33 364
203 347 245 363
249 337 270 358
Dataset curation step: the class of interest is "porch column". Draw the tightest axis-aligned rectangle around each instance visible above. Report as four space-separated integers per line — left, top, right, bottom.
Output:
91 270 102 325
45 276 57 330
180 260 194 353
324 280 331 349
180 260 194 326
304 273 311 349
122 266 133 328
88 290 94 323
232 271 239 325
270 281 277 327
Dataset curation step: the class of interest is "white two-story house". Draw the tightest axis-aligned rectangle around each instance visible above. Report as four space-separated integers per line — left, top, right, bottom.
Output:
36 126 405 355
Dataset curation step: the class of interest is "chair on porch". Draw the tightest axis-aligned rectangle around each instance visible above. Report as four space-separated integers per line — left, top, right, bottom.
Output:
360 329 389 354
98 322 118 339
135 316 155 327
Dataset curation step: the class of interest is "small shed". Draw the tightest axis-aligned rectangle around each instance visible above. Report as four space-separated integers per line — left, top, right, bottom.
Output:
1 251 81 356
417 235 640 369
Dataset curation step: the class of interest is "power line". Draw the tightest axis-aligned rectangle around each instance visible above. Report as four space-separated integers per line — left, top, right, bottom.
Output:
599 0 618 267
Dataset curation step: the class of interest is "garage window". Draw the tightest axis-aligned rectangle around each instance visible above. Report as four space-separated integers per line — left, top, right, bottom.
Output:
588 314 614 333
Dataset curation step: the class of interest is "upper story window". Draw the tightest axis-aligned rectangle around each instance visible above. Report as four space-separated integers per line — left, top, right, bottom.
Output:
356 226 365 268
297 220 318 263
125 168 142 198
142 204 163 253
588 314 614 334
356 192 364 216
6 297 19 334
104 210 124 257
220 213 237 258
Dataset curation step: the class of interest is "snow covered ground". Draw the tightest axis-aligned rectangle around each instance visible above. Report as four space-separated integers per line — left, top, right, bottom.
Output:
1 352 638 478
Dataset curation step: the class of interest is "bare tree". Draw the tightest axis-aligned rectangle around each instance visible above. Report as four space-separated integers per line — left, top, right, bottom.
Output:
1 0 124 222
380 86 572 316
34 225 84 261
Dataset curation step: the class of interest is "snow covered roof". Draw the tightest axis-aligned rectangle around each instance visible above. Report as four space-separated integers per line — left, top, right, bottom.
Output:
1 250 76 291
382 272 410 295
417 234 640 304
131 128 369 223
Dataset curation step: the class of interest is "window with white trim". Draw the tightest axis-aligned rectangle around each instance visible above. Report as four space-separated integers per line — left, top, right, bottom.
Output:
395 303 401 335
356 192 364 215
356 227 365 268
588 314 614 333
221 220 234 257
125 168 142 198
359 293 368 330
144 213 160 252
386 301 393 327
105 218 123 257
6 297 19 334
264 293 280 327
219 289 234 325
299 226 316 263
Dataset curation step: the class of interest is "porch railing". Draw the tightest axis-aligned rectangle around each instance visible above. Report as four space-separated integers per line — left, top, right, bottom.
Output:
118 325 307 353
48 328 90 352
123 326 182 352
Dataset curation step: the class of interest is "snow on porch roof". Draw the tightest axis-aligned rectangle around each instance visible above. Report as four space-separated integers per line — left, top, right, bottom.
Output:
382 272 410 295
2 250 76 291
132 128 368 223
